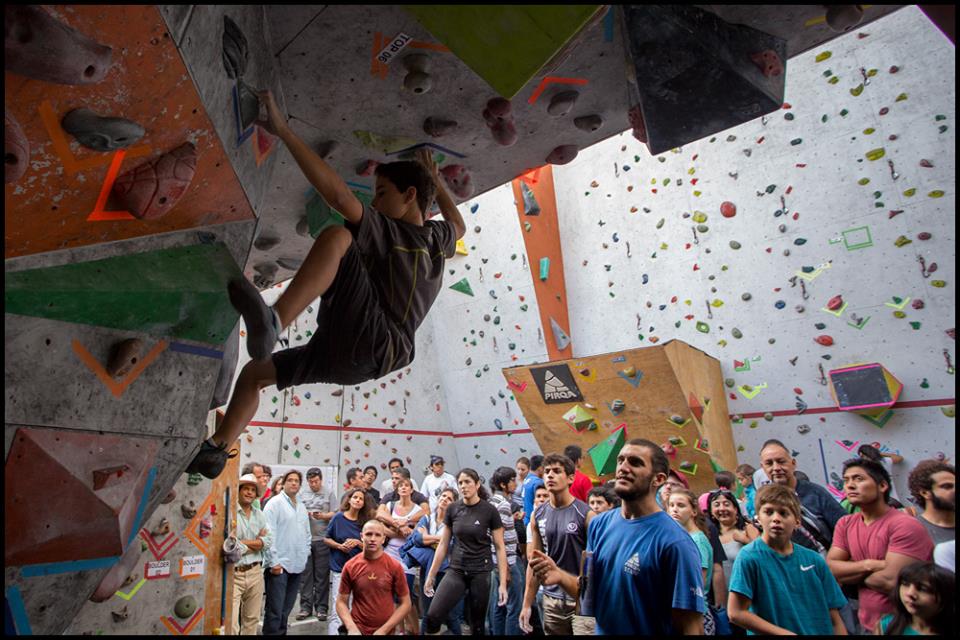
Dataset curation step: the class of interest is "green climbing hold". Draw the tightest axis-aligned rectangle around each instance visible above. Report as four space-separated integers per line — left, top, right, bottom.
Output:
858 178 871 185
656 218 665 229
910 321 921 330
828 76 840 85
725 378 735 388
840 109 849 116
821 114 829 123
793 238 807 246
731 328 743 339
729 241 741 250
896 92 908 102
696 321 709 333
863 128 875 135
696 224 709 233
790 138 802 146
850 84 864 97
930 280 946 288
865 148 885 161
765 184 776 194
524 221 532 232
784 113 794 121
920 378 930 389
903 188 916 197
663 178 671 186
764 412 774 421
449 278 474 296
928 190 945 198
815 51 832 62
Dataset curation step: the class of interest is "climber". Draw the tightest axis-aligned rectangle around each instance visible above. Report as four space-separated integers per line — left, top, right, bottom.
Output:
186 90 466 479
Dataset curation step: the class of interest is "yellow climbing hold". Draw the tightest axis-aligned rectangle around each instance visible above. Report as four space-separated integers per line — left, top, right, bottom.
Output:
850 84 864 97
863 128 875 135
903 188 916 197
931 280 947 288
865 148 885 161
815 51 832 62
858 178 871 185
828 76 840 84
866 69 878 77
660 242 669 250
692 211 707 223
895 92 908 102
711 299 725 307
651 178 657 185
688 167 696 175
928 190 945 198
693 191 702 197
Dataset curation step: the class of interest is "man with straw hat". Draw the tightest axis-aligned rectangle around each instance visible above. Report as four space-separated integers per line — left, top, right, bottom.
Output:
231 473 273 635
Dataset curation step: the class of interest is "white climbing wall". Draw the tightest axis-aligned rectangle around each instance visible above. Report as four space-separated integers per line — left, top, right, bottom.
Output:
552 6 955 500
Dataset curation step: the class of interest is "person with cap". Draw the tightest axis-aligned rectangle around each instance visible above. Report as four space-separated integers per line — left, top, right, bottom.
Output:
420 455 457 513
297 467 337 622
232 473 274 635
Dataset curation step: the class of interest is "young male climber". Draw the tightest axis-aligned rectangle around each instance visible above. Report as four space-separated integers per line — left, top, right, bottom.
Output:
186 90 466 479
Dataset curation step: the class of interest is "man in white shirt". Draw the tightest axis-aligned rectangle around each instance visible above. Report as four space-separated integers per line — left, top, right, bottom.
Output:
420 455 457 512
262 470 311 635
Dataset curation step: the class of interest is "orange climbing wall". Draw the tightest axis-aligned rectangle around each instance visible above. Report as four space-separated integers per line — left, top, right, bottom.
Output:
503 339 737 495
512 166 573 360
4 5 255 260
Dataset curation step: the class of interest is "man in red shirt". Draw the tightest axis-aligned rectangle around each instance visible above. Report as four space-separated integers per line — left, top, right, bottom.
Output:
564 445 594 502
337 520 411 635
827 458 934 634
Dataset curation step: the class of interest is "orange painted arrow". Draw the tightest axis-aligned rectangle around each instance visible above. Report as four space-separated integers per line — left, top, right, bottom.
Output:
72 339 168 397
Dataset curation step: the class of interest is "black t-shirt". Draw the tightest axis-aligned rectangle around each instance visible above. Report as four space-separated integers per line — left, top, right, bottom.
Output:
445 499 503 572
347 204 456 343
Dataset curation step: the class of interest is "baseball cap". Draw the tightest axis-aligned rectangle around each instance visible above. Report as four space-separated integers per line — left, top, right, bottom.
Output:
306 467 322 478
667 468 689 489
430 455 445 465
238 473 262 497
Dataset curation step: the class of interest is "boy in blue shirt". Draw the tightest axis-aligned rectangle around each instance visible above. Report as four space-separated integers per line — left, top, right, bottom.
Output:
728 483 847 635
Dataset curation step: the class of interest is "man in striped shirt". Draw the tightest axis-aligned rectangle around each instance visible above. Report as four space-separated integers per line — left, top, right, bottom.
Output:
489 466 522 634
232 473 273 635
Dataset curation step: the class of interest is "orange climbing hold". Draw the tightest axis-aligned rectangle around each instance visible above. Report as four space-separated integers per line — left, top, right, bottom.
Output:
720 201 737 218
814 335 835 346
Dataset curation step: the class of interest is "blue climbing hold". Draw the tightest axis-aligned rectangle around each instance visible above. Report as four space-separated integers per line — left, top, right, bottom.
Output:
775 300 786 309
470 204 479 213
642 274 649 284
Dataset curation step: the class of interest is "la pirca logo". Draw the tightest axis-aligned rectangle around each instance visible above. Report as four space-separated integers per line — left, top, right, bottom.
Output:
530 364 583 404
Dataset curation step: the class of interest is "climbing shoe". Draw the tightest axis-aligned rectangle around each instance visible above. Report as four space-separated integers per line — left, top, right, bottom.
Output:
185 439 238 480
227 277 280 360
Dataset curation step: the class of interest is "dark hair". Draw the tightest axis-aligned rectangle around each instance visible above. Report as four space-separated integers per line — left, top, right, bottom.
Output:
587 486 619 507
736 463 756 477
491 466 517 493
908 460 955 509
857 444 884 462
843 457 892 504
883 562 955 635
627 438 670 477
340 488 377 526
242 462 263 475
261 464 272 476
715 471 736 490
530 455 545 472
534 484 551 496
563 445 583 464
363 465 378 476
668 489 709 536
440 487 459 503
457 468 490 501
542 453 576 477
395 476 414 490
282 470 302 485
388 457 405 469
706 489 749 531
760 439 789 455
516 456 530 467
392 466 412 480
346 467 363 483
375 161 436 215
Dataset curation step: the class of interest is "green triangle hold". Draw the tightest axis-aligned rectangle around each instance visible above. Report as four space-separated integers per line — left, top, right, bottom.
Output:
5 243 241 344
449 277 474 296
588 425 626 477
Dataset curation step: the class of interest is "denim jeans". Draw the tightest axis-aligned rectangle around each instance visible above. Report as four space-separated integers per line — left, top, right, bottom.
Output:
488 561 524 635
263 568 303 635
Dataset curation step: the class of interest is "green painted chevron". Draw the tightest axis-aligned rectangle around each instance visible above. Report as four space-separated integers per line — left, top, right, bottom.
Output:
5 243 242 343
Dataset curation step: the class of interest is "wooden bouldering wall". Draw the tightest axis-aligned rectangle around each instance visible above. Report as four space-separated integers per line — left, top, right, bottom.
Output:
503 339 736 495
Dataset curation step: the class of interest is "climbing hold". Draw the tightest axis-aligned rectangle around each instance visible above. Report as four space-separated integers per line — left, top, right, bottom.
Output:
692 211 707 223
749 50 783 77
60 108 145 152
775 301 785 309
942 405 956 418
106 338 144 378
276 257 303 271
181 501 197 519
725 378 735 388
174 595 198 619
793 238 807 246
482 97 518 146
550 318 571 351
161 489 177 504
731 328 743 339
221 15 249 79
401 53 432 94
4 108 29 184
763 412 774 421
729 241 741 250
111 605 130 622
778 224 787 233
917 232 932 241
253 234 281 251
827 295 844 310
656 218 665 229
930 280 946 288
448 277 474 296
422 116 457 138
893 311 906 319
669 415 685 425
152 517 171 538
573 114 603 132
741 293 752 301
546 145 579 165
814 335 834 346
919 159 933 168
797 424 811 434
111 142 197 220
912 299 925 310
4 5 113 84
696 321 710 333
356 159 379 176
696 224 709 233
440 164 474 198
610 399 626 414
547 90 579 117
893 235 912 247
865 148 885 161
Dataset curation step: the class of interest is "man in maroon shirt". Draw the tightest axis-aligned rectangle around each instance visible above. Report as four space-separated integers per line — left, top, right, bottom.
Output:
564 445 594 502
337 520 411 635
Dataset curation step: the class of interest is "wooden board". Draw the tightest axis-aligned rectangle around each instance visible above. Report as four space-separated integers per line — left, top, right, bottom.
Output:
203 412 240 635
503 339 737 495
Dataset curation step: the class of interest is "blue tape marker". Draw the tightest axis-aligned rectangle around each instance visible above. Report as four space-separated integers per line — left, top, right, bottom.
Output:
232 85 255 146
345 181 372 192
603 7 614 42
169 342 224 360
21 555 119 578
818 438 829 488
386 142 467 159
6 586 31 635
128 467 157 546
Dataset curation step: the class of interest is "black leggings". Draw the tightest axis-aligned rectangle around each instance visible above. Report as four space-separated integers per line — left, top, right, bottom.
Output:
425 568 491 635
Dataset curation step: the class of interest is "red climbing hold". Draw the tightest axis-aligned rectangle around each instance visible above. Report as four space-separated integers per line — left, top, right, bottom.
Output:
749 50 783 77
482 97 518 146
720 201 737 218
627 103 647 143
911 299 924 309
111 142 197 220
826 295 844 311
440 164 474 198
814 335 834 346
794 387 803 395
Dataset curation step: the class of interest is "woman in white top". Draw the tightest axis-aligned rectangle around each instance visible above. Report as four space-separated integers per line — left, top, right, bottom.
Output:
706 489 760 588
377 476 425 634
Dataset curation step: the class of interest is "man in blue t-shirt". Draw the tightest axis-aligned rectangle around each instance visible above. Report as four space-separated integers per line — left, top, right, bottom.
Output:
522 455 545 527
728 483 847 635
528 439 704 635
